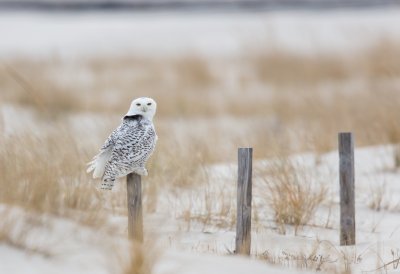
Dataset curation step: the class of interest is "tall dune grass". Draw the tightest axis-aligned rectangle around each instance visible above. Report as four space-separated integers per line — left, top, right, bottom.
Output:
0 129 105 226
1 40 400 222
1 41 400 158
261 157 327 234
0 40 400 271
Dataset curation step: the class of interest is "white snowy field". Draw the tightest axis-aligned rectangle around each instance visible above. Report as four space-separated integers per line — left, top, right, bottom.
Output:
1 7 400 274
1 127 400 274
0 102 400 274
0 8 400 58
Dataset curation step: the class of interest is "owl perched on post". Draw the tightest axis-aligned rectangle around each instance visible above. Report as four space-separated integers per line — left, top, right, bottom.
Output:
87 97 158 190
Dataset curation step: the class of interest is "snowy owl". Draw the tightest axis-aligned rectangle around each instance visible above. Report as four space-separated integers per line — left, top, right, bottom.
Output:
87 97 157 190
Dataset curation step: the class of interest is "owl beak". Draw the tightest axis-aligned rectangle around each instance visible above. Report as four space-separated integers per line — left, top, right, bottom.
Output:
141 106 148 112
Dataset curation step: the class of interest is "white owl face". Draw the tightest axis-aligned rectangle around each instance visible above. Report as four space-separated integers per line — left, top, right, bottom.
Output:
125 97 157 120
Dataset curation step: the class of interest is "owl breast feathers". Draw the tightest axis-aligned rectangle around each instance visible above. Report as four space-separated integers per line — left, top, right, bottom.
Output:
87 115 157 190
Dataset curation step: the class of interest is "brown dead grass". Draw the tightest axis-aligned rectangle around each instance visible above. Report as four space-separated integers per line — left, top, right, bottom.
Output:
0 129 106 227
0 40 400 257
123 241 159 274
259 240 354 274
1 40 400 227
261 157 327 234
1 41 400 159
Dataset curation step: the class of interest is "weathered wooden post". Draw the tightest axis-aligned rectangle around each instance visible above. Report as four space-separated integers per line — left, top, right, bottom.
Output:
338 132 355 246
235 147 253 255
127 173 143 242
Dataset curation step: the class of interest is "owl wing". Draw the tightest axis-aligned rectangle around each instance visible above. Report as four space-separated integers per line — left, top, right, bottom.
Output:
86 125 121 178
102 118 156 181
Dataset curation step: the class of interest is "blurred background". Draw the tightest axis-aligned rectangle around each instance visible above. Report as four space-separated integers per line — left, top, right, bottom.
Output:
1 1 400 273
2 0 400 162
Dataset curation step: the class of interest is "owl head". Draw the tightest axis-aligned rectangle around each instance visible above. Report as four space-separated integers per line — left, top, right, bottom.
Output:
125 97 157 121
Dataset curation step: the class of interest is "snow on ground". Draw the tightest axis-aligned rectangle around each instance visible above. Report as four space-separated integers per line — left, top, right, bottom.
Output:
2 7 400 273
2 140 400 273
0 208 307 274
154 251 310 274
2 102 400 273
0 205 124 274
1 8 400 59
155 144 400 273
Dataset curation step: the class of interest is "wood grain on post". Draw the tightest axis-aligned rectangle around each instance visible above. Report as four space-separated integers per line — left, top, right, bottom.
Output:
338 132 355 246
235 147 253 255
127 173 143 242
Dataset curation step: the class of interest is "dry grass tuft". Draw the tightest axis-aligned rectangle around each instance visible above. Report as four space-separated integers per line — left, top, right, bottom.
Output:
367 182 400 212
123 241 159 274
262 158 327 234
259 240 355 274
0 130 106 227
367 183 388 212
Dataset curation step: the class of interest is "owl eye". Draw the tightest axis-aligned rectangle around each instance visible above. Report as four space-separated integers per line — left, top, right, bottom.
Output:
136 103 141 106
147 103 152 106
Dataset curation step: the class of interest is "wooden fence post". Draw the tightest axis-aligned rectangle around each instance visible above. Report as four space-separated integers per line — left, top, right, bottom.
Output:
235 147 253 255
338 132 355 246
127 173 143 242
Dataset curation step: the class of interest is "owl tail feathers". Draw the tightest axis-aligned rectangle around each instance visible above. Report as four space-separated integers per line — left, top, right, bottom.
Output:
86 149 112 179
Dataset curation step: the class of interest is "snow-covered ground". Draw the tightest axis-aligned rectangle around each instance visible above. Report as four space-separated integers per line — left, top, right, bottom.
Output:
1 136 400 273
1 7 400 274
1 8 400 59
